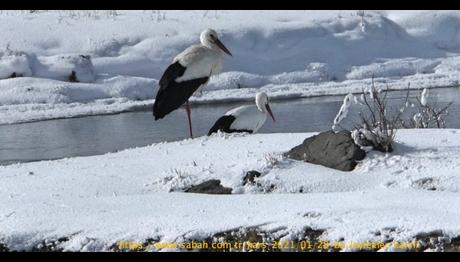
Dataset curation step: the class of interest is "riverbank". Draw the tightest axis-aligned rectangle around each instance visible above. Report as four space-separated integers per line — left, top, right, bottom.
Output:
1 129 459 251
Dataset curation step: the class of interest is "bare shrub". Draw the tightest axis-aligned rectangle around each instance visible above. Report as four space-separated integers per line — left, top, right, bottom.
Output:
334 79 403 153
333 79 452 153
401 88 452 129
353 81 405 152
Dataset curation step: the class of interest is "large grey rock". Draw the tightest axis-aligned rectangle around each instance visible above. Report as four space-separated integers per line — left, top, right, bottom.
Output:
286 130 366 171
185 179 232 194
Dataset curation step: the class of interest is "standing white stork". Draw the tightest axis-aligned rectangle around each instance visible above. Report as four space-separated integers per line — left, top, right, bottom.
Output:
153 28 232 138
208 92 276 135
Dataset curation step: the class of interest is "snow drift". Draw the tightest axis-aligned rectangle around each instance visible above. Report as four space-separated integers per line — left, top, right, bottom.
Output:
2 11 460 124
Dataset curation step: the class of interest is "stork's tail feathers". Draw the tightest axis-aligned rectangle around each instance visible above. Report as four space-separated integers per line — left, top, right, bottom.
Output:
153 77 209 121
153 102 165 120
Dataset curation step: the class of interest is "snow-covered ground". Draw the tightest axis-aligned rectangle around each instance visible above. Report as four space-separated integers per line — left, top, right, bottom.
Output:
2 10 460 124
1 129 460 251
2 10 460 252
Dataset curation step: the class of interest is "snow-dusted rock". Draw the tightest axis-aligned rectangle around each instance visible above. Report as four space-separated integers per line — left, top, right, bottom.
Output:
286 130 366 171
185 179 232 194
242 170 262 185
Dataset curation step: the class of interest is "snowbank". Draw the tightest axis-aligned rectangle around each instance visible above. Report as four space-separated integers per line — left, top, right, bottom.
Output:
1 51 96 82
0 50 32 79
34 54 96 83
0 76 156 124
0 129 459 251
2 11 460 123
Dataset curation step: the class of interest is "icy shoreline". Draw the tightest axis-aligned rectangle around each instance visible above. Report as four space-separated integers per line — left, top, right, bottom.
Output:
1 74 459 126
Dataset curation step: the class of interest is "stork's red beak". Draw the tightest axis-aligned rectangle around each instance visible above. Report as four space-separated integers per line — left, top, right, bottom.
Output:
215 38 232 57
266 104 275 122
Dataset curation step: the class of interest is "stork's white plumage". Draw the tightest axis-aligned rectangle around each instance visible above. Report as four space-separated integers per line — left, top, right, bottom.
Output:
208 92 276 135
153 29 232 138
173 36 225 81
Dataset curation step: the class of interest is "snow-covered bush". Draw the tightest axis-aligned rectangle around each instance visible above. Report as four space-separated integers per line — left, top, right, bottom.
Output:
352 84 400 152
333 80 402 153
333 83 452 153
401 88 452 128
332 93 354 131
55 10 120 23
357 10 366 32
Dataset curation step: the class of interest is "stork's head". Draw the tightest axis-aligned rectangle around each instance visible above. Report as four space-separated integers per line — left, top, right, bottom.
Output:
200 29 232 56
255 92 275 122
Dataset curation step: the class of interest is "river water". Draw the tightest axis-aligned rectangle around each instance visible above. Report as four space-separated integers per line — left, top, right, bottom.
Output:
1 87 459 165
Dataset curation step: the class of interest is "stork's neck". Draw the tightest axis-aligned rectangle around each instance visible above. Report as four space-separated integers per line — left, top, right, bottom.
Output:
256 101 266 113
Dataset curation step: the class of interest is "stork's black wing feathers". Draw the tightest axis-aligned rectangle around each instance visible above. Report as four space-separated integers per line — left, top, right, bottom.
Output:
153 61 209 120
208 115 254 135
159 61 186 88
208 115 236 135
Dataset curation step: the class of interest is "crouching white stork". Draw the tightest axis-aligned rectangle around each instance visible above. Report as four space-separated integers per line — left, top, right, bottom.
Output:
208 92 276 135
153 28 232 138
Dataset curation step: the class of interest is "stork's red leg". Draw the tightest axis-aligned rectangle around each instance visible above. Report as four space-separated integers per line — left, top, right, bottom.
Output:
185 100 194 139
